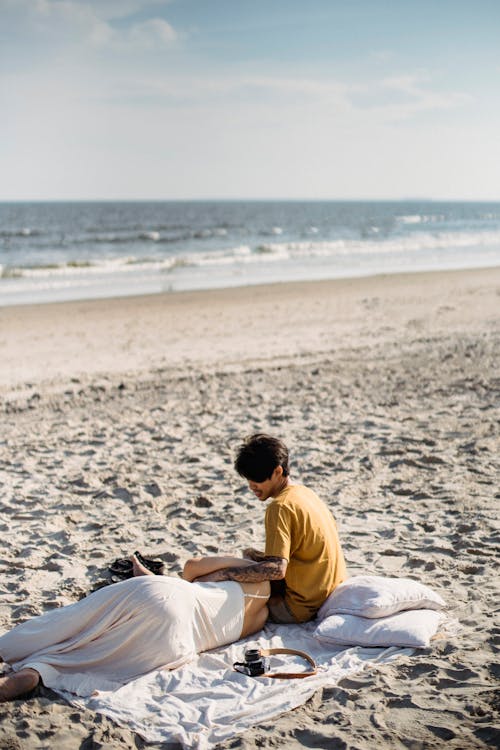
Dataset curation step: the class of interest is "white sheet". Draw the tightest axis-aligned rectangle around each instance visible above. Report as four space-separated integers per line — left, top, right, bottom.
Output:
58 621 413 749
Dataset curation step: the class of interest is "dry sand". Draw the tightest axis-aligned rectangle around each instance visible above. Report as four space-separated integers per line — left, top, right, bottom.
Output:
0 267 499 749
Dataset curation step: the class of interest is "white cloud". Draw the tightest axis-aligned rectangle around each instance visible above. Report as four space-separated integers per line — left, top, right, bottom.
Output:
115 72 351 109
383 73 470 103
1 0 110 46
349 72 471 122
0 0 178 59
370 50 394 62
0 3 465 121
125 18 177 48
102 68 470 131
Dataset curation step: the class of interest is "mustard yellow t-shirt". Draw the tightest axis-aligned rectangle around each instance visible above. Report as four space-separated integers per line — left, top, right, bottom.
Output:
265 484 346 622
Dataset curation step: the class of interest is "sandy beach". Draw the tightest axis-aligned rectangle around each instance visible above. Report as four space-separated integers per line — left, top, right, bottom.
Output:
0 266 498 749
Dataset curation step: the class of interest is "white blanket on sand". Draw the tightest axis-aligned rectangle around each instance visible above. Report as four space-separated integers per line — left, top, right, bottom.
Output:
60 622 412 750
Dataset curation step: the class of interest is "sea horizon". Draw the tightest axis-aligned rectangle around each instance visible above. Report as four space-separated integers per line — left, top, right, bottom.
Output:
1 197 497 204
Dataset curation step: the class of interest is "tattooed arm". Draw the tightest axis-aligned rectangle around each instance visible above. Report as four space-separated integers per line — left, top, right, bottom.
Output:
183 555 253 582
191 557 287 583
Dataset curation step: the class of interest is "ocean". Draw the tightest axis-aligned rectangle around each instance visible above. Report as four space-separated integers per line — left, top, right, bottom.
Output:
1 201 499 306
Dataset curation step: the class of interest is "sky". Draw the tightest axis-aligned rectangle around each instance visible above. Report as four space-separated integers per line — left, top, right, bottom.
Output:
1 0 499 201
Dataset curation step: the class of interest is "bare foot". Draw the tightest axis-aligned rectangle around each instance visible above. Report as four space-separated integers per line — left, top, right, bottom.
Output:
131 554 153 577
0 668 39 702
242 548 267 562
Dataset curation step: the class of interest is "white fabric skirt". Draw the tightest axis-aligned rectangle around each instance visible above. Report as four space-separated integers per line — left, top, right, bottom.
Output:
0 576 244 696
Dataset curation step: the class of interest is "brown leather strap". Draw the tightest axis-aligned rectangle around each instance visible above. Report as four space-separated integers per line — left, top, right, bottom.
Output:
258 647 317 679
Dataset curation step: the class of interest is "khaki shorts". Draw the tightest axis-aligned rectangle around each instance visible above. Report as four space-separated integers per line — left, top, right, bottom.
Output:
267 595 299 624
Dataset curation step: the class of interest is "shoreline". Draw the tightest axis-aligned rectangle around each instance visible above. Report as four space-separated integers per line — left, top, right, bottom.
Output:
3 262 500 309
2 265 499 396
2 260 500 310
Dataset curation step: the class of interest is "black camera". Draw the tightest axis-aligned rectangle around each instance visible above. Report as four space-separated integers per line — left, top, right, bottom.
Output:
233 648 269 677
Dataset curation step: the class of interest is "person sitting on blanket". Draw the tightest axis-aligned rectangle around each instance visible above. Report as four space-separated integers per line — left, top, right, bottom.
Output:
0 555 270 702
198 434 347 624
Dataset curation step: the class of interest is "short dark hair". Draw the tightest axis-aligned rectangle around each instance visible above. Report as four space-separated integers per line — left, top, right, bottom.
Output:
234 433 289 482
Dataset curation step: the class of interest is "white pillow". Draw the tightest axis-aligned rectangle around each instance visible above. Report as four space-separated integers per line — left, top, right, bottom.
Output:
318 575 446 620
314 609 443 649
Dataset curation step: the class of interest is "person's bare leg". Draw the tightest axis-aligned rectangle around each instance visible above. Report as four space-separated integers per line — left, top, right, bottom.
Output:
0 668 39 702
242 548 267 562
131 554 154 577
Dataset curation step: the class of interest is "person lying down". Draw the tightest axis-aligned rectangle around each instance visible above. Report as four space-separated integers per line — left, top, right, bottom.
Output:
0 555 270 702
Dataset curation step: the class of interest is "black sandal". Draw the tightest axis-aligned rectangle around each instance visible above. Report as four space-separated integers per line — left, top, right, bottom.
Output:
108 553 165 581
109 558 134 579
